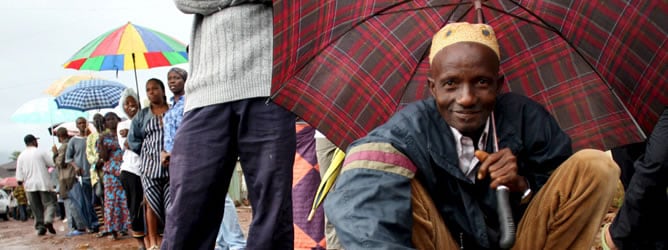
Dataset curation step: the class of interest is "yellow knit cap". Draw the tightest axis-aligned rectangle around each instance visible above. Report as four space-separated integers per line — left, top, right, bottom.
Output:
429 22 500 64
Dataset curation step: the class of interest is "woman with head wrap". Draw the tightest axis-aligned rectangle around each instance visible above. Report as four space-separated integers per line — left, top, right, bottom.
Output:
117 88 148 249
96 112 130 240
127 78 170 250
160 67 186 166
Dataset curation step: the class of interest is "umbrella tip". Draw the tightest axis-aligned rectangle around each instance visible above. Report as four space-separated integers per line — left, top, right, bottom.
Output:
307 210 315 221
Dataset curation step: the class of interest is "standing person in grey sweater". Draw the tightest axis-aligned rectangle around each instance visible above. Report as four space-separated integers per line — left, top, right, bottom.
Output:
164 0 296 249
66 117 101 233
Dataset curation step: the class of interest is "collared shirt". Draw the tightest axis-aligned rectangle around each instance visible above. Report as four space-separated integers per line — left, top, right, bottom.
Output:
449 118 490 181
66 136 90 178
163 95 185 153
13 185 27 205
16 146 55 192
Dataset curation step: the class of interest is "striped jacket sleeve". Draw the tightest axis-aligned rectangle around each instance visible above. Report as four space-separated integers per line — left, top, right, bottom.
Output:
324 142 417 249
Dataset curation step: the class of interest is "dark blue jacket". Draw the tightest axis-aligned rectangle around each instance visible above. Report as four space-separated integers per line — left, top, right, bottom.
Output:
325 93 572 249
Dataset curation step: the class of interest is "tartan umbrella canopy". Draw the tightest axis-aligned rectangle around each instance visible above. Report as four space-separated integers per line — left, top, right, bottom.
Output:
55 79 127 112
271 0 667 151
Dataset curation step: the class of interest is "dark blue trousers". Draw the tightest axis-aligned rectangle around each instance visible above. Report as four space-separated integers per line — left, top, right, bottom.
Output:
163 98 296 250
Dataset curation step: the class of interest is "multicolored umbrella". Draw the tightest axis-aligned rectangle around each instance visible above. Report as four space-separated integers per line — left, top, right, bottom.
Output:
11 97 87 125
63 22 187 71
63 22 188 105
48 121 98 137
44 74 103 96
1 177 18 188
55 79 127 111
272 0 667 152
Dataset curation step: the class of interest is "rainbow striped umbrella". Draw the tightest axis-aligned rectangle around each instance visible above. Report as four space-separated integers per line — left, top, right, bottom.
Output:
63 22 187 107
63 22 187 71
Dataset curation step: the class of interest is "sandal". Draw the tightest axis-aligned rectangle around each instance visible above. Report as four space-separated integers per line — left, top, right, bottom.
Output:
96 232 109 238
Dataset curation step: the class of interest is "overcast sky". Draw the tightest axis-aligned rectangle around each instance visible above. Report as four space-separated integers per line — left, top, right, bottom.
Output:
0 0 192 163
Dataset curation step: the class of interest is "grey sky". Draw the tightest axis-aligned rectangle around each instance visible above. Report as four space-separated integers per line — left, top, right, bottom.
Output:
0 0 192 163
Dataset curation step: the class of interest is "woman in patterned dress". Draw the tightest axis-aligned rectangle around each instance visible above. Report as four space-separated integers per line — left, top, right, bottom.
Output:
127 78 170 250
97 112 130 239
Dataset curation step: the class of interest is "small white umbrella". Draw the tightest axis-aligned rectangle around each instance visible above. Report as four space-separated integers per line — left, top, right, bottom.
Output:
11 97 87 125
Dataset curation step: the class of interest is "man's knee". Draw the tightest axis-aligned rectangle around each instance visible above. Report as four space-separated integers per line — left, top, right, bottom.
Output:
570 149 621 180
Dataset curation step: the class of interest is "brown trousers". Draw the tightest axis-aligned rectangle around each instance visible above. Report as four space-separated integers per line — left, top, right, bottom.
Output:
411 149 620 249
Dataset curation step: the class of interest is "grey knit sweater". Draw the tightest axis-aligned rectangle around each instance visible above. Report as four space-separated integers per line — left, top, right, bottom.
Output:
174 0 273 112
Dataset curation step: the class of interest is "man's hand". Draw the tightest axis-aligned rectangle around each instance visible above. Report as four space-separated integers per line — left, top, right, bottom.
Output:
475 148 528 192
70 162 83 176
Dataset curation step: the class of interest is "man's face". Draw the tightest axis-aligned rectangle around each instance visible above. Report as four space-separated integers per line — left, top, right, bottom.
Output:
428 42 500 135
76 118 87 133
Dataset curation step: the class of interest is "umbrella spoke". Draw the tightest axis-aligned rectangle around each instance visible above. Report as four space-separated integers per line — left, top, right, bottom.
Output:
63 22 188 104
273 0 666 150
55 79 127 112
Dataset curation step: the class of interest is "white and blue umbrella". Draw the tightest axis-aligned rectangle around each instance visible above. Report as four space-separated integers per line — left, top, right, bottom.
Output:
11 97 87 124
55 79 127 111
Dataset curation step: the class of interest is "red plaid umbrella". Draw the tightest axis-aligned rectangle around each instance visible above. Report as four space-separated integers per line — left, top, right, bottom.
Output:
272 0 667 151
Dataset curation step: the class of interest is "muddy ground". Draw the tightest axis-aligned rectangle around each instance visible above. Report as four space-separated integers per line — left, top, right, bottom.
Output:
0 206 252 250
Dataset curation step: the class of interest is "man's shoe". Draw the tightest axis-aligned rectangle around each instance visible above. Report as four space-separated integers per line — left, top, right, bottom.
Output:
66 230 85 237
45 223 56 234
37 228 46 236
87 227 99 234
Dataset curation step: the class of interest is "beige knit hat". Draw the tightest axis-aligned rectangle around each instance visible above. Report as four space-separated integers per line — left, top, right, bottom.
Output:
429 22 500 64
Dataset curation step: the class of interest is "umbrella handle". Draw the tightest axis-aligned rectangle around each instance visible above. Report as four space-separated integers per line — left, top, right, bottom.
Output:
496 185 516 249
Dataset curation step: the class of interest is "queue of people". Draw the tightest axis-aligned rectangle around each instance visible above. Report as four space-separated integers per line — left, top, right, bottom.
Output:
14 65 250 250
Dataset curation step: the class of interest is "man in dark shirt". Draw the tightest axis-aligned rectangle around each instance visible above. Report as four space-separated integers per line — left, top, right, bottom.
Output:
604 107 668 249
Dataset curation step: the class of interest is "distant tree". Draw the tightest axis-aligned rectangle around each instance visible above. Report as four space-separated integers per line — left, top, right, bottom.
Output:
9 151 20 161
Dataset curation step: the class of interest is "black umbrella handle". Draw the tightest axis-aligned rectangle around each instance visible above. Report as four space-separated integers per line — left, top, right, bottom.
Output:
497 185 516 249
